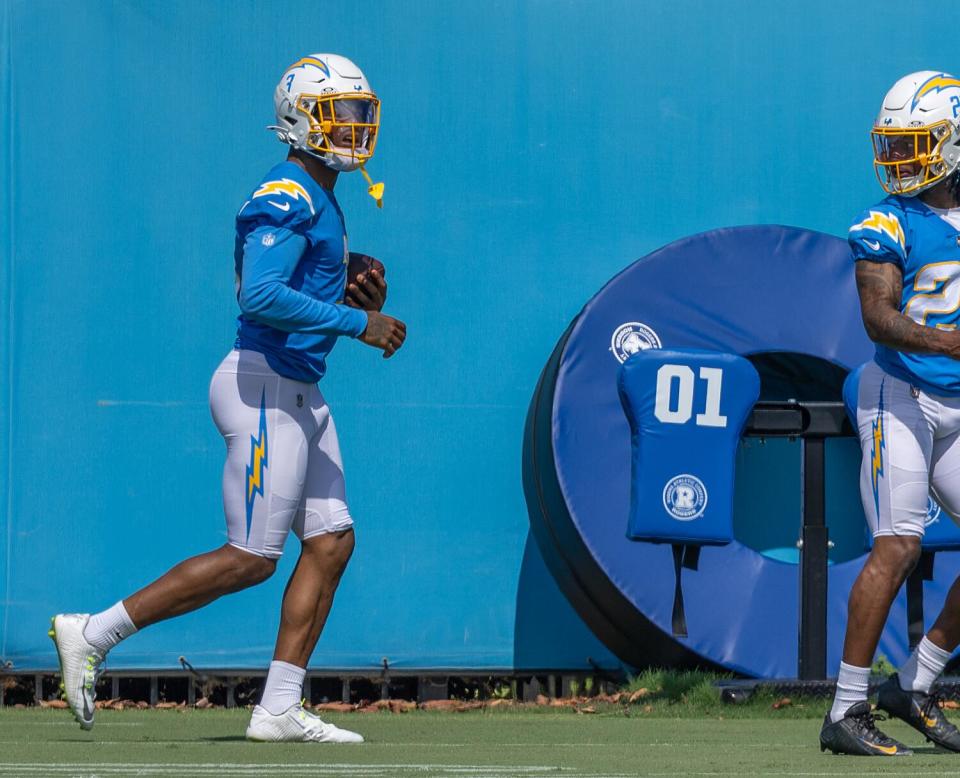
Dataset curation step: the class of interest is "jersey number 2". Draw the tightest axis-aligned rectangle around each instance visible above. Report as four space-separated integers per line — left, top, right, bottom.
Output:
904 261 960 327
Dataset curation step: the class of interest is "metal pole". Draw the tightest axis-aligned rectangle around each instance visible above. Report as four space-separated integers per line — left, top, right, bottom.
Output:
798 436 829 680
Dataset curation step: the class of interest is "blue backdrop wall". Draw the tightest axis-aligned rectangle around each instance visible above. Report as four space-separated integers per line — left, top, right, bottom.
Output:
0 0 957 672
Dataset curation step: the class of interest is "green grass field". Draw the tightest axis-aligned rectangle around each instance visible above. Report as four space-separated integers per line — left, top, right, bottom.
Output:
4 705 960 777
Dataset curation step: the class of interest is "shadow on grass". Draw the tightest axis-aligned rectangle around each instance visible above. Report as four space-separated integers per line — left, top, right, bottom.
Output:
907 746 958 756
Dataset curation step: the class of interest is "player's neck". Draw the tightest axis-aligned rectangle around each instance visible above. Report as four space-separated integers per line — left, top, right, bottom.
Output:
919 180 960 210
287 151 339 191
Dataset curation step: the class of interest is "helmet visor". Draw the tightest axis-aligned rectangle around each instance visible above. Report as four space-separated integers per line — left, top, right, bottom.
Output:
296 93 380 162
872 123 949 194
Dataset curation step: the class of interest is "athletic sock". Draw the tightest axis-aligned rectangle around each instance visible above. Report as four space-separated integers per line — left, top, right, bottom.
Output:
260 660 306 715
899 635 952 694
830 661 871 723
82 600 138 654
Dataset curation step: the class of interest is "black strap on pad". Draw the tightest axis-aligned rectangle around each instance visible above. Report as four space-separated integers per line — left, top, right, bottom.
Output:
671 543 701 638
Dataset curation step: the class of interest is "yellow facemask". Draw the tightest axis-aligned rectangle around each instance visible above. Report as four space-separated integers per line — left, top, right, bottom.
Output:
295 92 380 162
872 122 951 195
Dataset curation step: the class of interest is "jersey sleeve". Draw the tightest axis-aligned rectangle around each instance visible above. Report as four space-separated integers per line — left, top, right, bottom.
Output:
239 226 368 338
236 177 318 234
848 206 907 267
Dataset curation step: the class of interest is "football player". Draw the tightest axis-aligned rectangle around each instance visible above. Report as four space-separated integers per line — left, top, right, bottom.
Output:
821 71 960 756
48 53 405 742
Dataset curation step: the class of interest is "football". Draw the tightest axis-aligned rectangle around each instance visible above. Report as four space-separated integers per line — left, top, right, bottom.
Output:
347 252 386 285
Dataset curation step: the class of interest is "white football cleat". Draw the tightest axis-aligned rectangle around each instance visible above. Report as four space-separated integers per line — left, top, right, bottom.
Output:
48 614 105 731
246 703 364 743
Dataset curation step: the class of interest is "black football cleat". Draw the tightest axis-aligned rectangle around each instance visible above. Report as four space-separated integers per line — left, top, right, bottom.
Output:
819 701 912 756
877 674 960 752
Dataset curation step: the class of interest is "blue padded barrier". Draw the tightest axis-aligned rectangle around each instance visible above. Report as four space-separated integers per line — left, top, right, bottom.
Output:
524 225 960 677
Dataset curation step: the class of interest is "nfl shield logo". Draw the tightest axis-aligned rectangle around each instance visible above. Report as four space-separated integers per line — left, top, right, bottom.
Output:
262 233 276 247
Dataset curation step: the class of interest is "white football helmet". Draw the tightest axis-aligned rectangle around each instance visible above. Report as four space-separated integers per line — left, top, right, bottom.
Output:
270 54 380 173
872 71 960 196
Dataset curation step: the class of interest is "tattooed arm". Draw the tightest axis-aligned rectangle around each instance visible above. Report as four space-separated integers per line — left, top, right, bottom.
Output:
856 260 960 358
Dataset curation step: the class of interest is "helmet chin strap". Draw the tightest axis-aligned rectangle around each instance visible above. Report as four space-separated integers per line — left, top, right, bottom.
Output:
946 169 960 202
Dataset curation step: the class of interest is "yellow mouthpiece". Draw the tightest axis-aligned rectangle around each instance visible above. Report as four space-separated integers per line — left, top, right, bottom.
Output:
360 165 384 208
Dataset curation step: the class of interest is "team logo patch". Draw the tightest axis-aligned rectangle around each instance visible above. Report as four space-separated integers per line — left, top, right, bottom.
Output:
611 321 661 363
850 211 905 251
662 474 708 521
926 497 943 527
253 178 316 216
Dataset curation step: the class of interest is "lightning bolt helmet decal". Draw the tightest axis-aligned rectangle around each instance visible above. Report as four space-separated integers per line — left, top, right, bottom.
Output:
912 73 960 112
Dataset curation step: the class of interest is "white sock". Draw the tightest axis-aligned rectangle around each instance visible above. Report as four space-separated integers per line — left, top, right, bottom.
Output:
260 661 306 715
82 601 138 654
899 635 952 694
830 661 871 723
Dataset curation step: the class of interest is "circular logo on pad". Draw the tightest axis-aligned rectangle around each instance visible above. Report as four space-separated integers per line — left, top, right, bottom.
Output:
663 474 708 521
610 321 661 363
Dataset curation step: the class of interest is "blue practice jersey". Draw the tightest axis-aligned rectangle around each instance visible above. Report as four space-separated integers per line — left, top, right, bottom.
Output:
850 195 960 396
233 161 367 383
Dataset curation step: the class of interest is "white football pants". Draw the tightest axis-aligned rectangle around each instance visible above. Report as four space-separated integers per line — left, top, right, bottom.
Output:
857 360 960 537
209 349 353 558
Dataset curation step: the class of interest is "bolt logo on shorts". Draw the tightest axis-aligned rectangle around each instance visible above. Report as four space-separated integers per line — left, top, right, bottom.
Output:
662 474 708 521
245 388 269 539
610 322 661 363
870 382 885 519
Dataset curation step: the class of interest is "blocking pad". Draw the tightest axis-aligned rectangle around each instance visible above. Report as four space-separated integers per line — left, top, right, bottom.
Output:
619 349 760 545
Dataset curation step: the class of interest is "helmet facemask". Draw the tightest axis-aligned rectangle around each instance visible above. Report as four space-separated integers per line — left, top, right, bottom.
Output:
295 93 380 172
872 121 955 196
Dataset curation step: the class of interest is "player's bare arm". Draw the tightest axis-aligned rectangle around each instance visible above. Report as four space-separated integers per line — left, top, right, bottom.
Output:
856 260 960 358
360 310 406 358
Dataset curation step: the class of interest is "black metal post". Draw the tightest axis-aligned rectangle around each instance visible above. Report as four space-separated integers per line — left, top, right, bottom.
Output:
798 436 829 681
746 401 851 682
